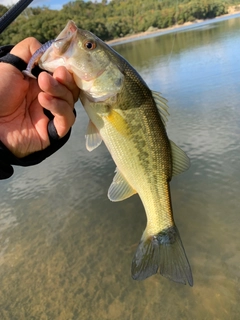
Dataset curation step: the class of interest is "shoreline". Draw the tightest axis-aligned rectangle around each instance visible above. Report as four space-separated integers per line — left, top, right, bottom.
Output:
107 9 240 46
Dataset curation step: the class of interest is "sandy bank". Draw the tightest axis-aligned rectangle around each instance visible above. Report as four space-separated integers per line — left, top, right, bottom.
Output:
107 8 240 46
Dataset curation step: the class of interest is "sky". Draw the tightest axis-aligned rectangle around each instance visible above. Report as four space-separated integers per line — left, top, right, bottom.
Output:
0 0 91 10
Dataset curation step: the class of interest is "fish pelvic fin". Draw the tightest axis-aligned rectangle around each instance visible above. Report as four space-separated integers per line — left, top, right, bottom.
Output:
85 120 102 151
131 225 193 286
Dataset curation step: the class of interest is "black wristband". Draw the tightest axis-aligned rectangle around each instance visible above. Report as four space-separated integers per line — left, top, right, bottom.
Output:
0 125 72 179
0 162 14 180
0 108 76 180
0 53 27 71
0 45 14 57
0 46 44 77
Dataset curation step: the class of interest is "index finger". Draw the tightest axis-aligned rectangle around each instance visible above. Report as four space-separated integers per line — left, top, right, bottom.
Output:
52 66 80 103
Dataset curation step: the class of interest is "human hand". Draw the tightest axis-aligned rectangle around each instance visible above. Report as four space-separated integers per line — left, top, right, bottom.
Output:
0 37 80 158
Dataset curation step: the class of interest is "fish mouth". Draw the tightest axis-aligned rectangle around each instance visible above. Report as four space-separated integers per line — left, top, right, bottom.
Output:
40 21 78 68
56 20 78 43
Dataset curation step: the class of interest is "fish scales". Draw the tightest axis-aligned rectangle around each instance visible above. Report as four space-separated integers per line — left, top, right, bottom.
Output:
112 64 173 231
94 77 173 229
23 20 193 286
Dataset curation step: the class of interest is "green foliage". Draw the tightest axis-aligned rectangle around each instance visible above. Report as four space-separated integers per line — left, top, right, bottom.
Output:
0 4 8 17
0 0 237 45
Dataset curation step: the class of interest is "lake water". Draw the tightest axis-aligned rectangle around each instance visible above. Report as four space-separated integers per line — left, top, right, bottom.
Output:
1 14 240 319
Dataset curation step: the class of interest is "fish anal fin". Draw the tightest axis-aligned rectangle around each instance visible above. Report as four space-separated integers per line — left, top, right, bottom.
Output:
170 140 190 176
131 225 193 286
152 90 169 126
85 120 102 152
108 168 136 202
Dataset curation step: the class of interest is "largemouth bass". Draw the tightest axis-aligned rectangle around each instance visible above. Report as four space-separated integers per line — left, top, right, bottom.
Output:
24 21 193 286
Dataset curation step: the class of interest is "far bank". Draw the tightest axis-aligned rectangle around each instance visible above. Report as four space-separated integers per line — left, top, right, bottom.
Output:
107 9 240 46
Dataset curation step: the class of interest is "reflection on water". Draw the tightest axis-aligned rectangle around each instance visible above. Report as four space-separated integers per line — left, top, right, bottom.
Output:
1 15 240 319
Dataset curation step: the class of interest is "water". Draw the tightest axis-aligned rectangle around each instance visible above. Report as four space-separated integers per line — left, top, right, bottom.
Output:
1 15 240 319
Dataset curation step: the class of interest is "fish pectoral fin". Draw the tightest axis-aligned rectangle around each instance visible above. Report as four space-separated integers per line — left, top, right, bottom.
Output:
170 140 190 176
108 168 136 202
105 110 129 136
85 120 102 152
131 225 193 286
152 90 169 126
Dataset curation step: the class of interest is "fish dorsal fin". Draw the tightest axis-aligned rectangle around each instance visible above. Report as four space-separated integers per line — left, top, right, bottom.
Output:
108 168 137 202
152 91 169 126
170 140 190 176
85 120 102 152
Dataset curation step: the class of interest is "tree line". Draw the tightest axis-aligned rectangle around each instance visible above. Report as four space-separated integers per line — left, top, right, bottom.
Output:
0 0 239 45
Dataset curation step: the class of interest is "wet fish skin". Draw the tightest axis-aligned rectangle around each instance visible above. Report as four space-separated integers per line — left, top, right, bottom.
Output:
31 21 193 286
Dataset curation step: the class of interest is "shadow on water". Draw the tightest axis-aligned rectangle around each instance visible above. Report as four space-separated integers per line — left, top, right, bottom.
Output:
1 15 240 320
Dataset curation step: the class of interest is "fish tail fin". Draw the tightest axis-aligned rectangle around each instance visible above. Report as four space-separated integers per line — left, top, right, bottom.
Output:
131 225 193 286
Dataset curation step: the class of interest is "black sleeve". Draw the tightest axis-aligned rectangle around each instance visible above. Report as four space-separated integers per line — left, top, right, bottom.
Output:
0 45 76 180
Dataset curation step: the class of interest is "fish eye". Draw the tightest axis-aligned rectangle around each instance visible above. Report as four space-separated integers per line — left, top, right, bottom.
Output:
84 40 96 50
